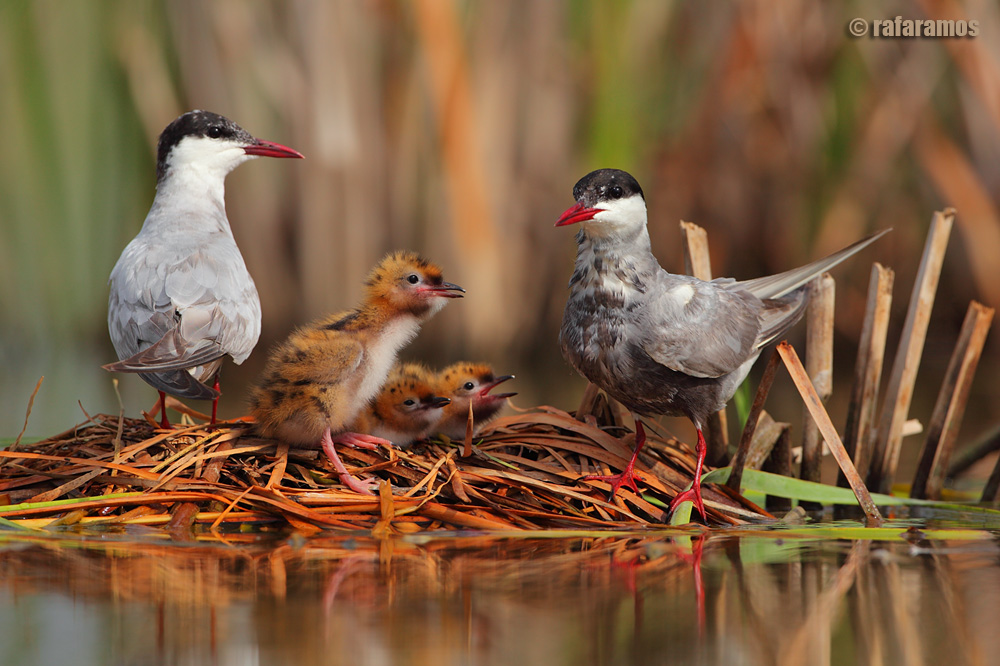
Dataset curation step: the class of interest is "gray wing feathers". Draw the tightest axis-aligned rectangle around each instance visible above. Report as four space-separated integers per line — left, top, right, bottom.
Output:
640 274 763 379
107 231 261 396
637 227 887 379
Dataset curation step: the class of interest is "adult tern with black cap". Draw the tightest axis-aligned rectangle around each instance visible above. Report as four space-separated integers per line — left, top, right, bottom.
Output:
556 168 888 520
105 110 303 427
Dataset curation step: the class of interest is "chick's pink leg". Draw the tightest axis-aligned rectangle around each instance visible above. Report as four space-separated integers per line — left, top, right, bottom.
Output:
320 429 387 495
669 426 708 521
582 418 646 499
339 432 392 449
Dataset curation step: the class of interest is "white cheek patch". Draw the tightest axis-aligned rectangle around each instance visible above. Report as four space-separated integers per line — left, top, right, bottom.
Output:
170 137 251 175
583 195 648 238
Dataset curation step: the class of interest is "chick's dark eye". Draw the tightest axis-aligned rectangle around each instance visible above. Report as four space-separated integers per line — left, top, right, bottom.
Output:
407 274 420 285
463 382 475 390
207 126 223 139
403 399 416 406
609 185 623 199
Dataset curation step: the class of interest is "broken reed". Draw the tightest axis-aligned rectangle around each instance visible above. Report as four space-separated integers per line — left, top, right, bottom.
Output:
690 209 993 516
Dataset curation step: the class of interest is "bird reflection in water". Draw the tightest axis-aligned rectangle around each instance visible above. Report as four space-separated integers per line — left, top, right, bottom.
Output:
0 529 995 664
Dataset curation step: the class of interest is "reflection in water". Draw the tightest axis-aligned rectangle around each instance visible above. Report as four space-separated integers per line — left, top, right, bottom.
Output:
0 527 998 665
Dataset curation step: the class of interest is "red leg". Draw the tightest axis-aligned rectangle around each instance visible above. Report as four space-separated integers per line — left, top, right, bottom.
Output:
582 419 647 499
670 426 708 520
210 375 220 424
158 391 170 429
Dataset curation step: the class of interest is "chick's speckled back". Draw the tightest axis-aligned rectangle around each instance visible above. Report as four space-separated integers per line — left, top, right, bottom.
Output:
249 251 462 447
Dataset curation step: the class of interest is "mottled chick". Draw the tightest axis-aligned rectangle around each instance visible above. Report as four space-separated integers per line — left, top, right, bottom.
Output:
434 362 516 440
351 362 451 447
249 251 464 493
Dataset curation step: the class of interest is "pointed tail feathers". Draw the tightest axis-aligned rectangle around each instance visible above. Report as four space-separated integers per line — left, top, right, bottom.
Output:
138 369 221 400
738 229 891 300
103 328 225 374
755 291 810 349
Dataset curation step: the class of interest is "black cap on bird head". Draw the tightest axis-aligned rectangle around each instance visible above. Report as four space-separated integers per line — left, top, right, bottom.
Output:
156 111 252 179
556 168 645 227
572 169 644 207
155 110 303 181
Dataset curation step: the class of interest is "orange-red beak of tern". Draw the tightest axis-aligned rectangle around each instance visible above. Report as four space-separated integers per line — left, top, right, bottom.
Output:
555 202 599 227
244 139 305 159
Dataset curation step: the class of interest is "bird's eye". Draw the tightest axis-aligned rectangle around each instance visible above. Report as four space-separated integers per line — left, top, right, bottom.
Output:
463 382 475 390
403 399 416 406
407 274 420 285
609 185 623 199
207 126 223 139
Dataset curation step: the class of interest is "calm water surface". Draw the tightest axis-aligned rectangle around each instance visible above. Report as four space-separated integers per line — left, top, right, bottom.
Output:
0 521 998 665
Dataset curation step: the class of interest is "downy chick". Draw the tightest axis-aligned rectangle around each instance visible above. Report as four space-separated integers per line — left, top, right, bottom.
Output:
351 362 451 447
556 168 888 520
105 110 303 427
434 363 516 440
249 251 464 493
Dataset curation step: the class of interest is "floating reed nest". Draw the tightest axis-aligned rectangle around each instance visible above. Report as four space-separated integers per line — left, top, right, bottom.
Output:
0 388 769 533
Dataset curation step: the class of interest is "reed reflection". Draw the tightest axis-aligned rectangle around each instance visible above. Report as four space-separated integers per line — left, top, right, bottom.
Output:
0 530 997 665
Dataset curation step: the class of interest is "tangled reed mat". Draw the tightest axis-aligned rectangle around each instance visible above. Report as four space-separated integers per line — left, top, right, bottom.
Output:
0 392 773 533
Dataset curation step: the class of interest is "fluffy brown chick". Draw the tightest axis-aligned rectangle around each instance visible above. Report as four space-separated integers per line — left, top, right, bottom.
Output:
249 251 464 493
351 362 451 447
434 362 516 440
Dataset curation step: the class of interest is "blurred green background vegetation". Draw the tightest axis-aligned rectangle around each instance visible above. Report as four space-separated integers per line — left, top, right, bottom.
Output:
1 1 998 479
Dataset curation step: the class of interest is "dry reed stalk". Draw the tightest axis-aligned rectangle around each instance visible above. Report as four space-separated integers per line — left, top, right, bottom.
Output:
164 396 211 423
763 426 793 514
911 301 994 499
726 350 781 492
681 220 713 281
947 425 1000 479
800 274 835 490
265 443 289 490
26 469 103 504
744 412 791 472
462 402 474 458
776 342 882 526
982 446 1000 505
444 456 471 503
840 263 894 487
868 209 954 495
681 220 729 466
4 376 44 462
575 382 602 419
